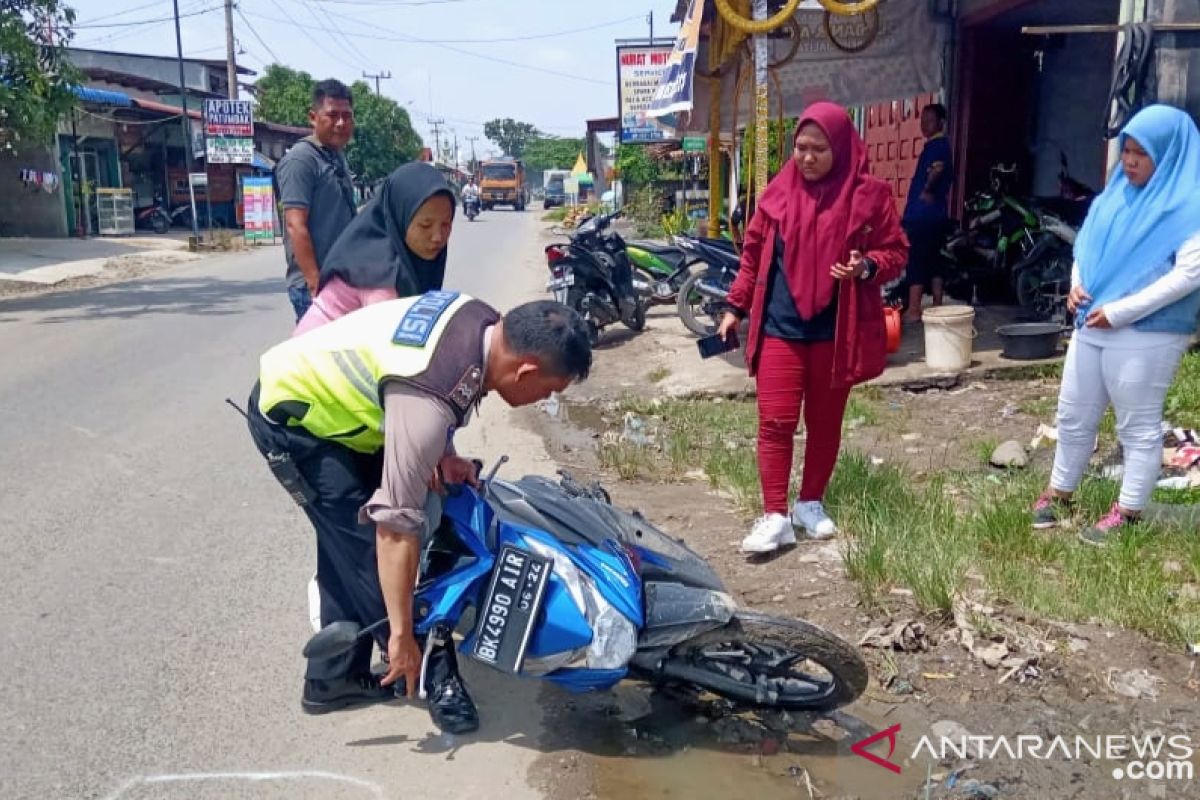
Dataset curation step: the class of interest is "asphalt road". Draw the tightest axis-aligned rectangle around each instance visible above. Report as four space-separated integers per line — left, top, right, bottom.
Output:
0 209 562 800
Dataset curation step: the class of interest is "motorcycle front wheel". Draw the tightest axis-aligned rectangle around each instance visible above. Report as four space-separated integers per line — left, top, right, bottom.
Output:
658 611 868 711
676 269 722 337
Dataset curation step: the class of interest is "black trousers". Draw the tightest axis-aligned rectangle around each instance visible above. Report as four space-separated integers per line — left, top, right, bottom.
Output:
247 385 395 679
902 219 951 289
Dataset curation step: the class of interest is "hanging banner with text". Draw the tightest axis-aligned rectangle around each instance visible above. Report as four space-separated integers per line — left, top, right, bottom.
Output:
616 42 675 144
646 0 702 119
242 176 276 243
205 99 254 165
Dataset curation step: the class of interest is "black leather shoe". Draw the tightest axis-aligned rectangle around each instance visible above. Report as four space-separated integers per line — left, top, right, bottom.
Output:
426 675 479 734
301 673 392 715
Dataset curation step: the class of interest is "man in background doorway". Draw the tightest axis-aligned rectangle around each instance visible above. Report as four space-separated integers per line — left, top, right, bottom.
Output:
902 103 953 324
276 80 357 322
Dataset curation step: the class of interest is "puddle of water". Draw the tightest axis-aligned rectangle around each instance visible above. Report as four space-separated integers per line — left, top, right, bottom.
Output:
545 687 929 800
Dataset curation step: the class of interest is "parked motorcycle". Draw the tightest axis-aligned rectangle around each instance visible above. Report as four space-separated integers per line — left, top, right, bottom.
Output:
936 164 1058 306
464 196 481 222
134 194 171 234
1009 209 1076 324
544 211 650 345
303 463 868 712
624 240 699 305
673 234 741 336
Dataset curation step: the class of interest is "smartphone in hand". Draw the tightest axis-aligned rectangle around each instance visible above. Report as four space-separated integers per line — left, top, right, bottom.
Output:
697 330 740 359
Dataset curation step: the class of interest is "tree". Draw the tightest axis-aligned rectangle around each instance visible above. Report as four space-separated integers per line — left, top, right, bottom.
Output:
483 117 539 159
615 144 660 186
252 64 314 127
345 81 422 184
0 0 79 152
522 136 584 174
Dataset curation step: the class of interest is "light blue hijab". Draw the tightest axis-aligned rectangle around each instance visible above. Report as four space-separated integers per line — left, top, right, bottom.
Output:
1076 104 1200 313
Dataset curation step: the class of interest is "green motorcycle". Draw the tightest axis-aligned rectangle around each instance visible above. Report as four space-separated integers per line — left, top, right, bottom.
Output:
623 239 703 305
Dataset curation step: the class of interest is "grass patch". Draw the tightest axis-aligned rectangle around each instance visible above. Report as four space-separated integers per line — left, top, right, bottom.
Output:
646 366 671 384
988 362 1065 381
972 437 999 466
595 394 1200 646
827 455 1200 645
598 440 655 481
542 208 568 222
1165 351 1200 429
844 388 882 428
610 396 761 514
1018 395 1056 419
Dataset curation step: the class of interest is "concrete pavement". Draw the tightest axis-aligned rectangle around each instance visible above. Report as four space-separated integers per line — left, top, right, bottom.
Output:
0 210 561 799
0 235 195 285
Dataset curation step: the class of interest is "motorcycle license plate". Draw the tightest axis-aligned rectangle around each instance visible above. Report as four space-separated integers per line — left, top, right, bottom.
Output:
546 274 575 290
470 545 552 674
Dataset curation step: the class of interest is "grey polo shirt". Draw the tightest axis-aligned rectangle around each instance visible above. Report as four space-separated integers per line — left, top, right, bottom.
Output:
275 138 357 289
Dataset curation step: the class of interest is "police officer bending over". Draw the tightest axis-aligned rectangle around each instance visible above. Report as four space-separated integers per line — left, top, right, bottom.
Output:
246 292 592 733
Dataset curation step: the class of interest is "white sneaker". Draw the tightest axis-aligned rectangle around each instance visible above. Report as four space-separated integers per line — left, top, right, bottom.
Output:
792 501 838 540
741 513 797 553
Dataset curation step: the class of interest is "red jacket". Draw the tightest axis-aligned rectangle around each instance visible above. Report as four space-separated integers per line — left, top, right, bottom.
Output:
727 200 908 388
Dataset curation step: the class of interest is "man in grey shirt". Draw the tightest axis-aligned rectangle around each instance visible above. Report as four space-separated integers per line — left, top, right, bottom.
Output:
276 79 358 321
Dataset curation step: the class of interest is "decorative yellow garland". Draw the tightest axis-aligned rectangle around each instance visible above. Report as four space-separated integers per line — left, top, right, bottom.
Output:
713 0 800 34
818 0 880 15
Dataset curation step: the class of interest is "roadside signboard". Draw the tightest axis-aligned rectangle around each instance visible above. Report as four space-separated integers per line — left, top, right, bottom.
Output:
616 42 675 144
242 176 276 243
681 136 707 153
204 99 254 165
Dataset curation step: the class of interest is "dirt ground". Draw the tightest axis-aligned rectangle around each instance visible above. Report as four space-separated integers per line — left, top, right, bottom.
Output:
0 248 215 299
521 328 1200 800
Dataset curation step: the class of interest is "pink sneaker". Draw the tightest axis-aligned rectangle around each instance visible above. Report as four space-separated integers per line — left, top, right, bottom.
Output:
1078 503 1138 548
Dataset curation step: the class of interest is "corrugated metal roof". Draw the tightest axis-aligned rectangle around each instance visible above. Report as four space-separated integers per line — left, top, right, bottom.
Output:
131 97 201 120
72 86 133 107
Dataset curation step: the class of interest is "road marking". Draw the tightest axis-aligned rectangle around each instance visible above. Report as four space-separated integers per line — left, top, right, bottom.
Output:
102 770 385 800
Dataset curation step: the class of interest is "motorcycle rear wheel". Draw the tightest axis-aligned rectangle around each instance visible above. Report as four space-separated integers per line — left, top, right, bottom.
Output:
676 269 720 337
660 611 867 711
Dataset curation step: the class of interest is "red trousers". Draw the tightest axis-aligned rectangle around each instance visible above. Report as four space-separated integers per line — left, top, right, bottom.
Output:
756 337 852 515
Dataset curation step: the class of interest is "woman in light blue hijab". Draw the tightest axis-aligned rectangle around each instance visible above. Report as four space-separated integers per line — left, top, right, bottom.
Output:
1031 104 1200 546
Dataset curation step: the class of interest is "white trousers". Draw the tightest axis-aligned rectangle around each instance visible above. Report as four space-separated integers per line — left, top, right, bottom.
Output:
1050 329 1189 511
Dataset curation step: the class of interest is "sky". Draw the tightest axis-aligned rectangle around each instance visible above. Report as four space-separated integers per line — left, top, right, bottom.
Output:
68 0 682 159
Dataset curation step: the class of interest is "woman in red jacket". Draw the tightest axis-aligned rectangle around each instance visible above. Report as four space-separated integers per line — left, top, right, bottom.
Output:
717 102 908 554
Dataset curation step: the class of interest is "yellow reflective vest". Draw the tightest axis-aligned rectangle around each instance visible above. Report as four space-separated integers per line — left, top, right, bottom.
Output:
257 291 499 453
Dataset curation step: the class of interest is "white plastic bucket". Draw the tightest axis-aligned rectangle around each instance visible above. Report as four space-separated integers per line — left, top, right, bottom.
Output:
923 306 976 372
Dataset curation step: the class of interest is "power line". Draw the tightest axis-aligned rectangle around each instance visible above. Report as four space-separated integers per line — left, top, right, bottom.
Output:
240 10 643 45
262 0 361 71
303 0 367 71
240 10 616 85
305 0 477 5
235 7 282 63
75 0 185 26
74 6 223 29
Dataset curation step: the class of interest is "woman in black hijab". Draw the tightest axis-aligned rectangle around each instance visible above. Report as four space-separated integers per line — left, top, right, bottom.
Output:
294 162 456 334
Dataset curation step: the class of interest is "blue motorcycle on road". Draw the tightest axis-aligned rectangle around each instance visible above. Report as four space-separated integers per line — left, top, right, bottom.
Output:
305 463 867 711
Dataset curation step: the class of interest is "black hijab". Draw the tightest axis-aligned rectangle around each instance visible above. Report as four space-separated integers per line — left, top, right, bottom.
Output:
319 162 455 294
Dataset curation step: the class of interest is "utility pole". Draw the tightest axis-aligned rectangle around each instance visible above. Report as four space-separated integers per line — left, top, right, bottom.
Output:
648 10 653 42
224 0 237 99
429 117 445 163
172 0 200 239
362 69 392 95
452 129 459 170
466 135 479 173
